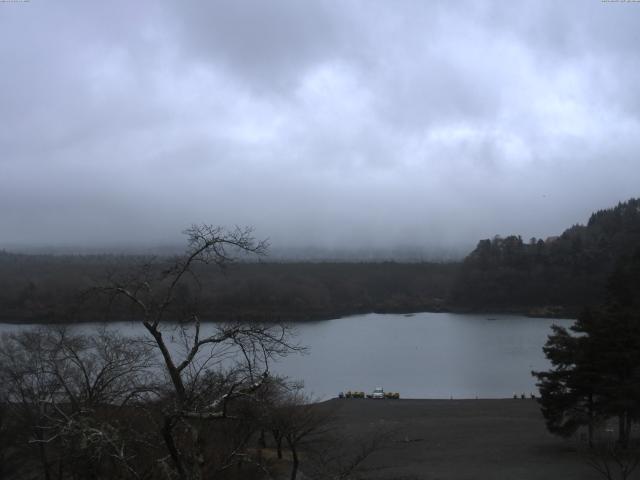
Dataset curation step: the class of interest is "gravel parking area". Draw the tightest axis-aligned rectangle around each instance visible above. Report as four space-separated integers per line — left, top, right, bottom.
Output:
324 398 601 480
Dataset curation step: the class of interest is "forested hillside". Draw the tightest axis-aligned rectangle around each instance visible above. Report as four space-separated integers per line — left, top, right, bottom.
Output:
452 198 640 315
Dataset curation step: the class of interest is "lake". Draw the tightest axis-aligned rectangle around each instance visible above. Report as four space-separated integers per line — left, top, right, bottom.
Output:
0 312 572 399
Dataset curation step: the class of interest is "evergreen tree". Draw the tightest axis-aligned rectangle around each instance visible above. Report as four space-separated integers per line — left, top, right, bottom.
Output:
533 318 601 446
534 306 640 448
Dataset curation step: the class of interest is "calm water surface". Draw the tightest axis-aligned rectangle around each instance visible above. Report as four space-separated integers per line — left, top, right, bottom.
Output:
0 312 572 399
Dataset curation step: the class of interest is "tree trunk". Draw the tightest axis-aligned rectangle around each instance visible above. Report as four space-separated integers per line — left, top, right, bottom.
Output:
587 393 595 448
162 415 186 480
145 325 186 402
618 412 630 449
272 430 283 459
287 436 299 480
618 414 624 447
191 423 205 480
588 393 594 448
36 430 51 480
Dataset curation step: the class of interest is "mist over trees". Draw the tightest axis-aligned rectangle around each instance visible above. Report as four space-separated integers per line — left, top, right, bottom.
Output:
0 198 638 324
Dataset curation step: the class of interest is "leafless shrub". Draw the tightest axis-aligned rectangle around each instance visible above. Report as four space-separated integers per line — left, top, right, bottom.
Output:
0 326 158 479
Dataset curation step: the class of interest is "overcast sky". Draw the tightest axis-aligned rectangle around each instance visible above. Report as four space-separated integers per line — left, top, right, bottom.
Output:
1 1 639 254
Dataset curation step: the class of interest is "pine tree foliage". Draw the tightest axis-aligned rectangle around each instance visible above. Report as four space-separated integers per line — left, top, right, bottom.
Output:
533 251 640 448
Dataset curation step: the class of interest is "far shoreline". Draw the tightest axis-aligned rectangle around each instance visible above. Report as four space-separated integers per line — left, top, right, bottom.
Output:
0 305 577 325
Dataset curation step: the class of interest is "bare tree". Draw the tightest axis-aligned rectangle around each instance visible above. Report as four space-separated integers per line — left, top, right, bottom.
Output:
263 387 334 480
255 382 392 480
97 225 302 480
0 328 60 480
0 226 303 480
0 326 157 480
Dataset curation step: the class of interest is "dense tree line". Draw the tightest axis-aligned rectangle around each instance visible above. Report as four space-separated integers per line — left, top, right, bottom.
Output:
0 252 456 324
452 198 640 315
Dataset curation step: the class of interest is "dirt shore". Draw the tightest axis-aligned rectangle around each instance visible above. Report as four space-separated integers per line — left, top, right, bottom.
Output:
324 398 600 480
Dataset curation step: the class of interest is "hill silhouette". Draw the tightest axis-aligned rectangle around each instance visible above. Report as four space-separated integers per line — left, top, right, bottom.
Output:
452 198 640 315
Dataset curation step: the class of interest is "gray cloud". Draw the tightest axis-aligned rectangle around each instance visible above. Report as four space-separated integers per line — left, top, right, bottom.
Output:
1 0 639 254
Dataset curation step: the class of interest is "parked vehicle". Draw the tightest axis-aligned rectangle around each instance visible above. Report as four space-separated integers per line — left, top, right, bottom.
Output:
372 387 385 399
